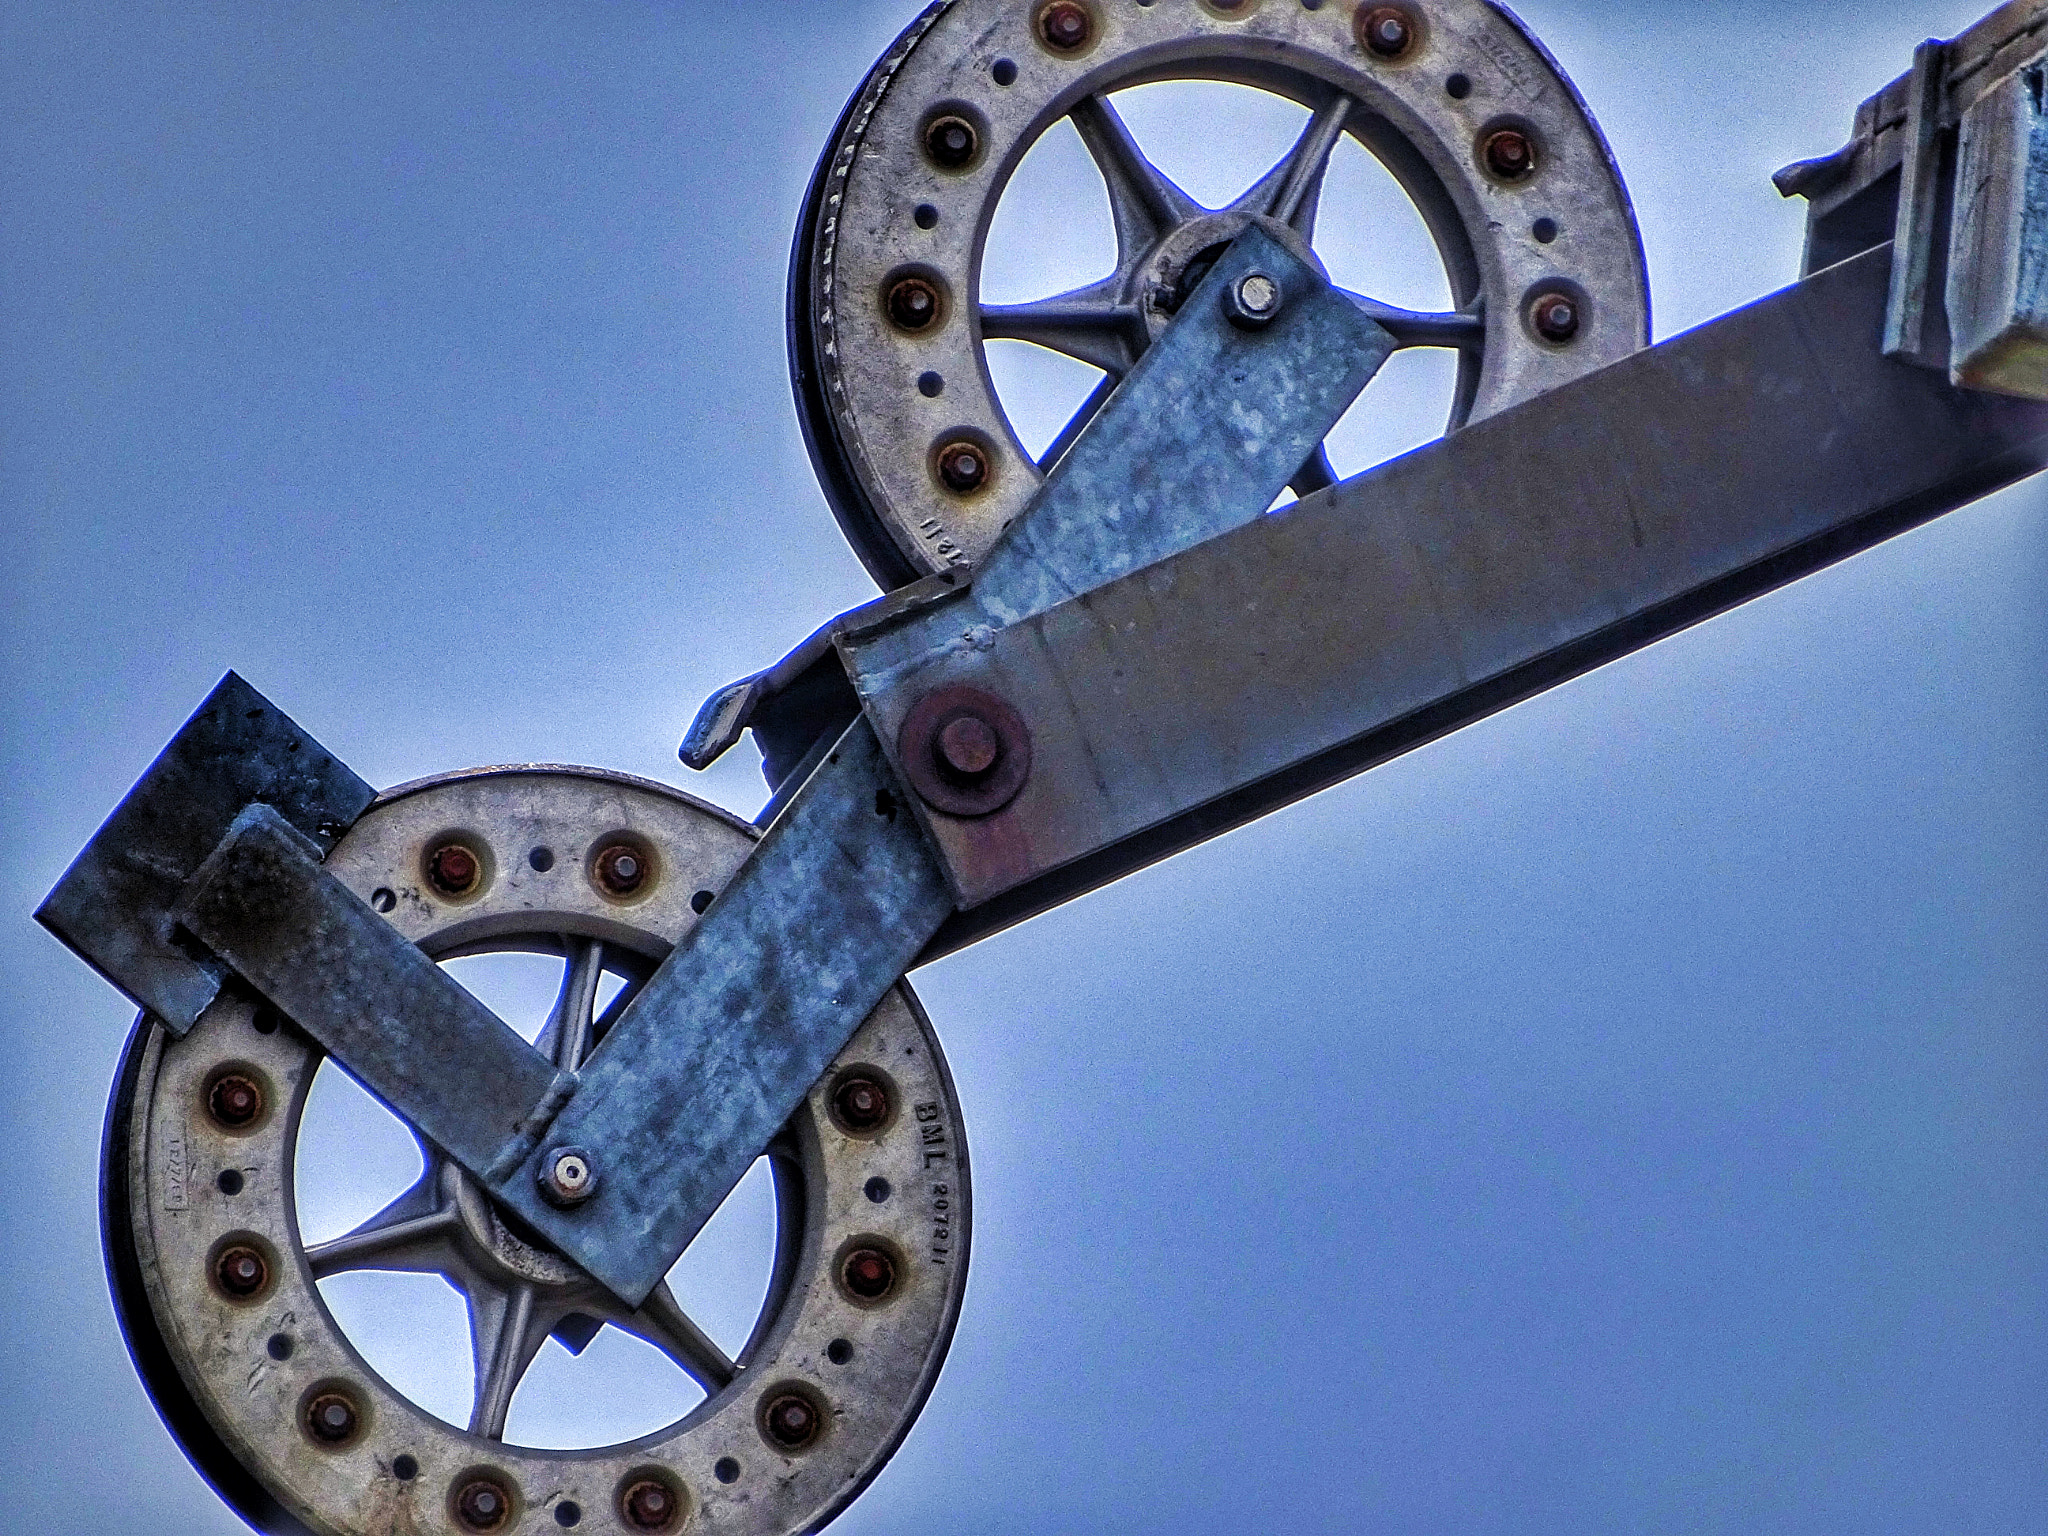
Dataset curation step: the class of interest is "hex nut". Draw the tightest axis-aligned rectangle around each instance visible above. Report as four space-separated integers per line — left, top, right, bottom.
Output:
426 841 483 898
592 841 650 897
454 1474 516 1533
538 1146 598 1207
886 274 943 332
212 1241 270 1301
840 1246 898 1302
922 113 979 170
302 1389 362 1447
1036 1 1092 52
619 1476 683 1533
933 440 989 495
1358 6 1415 57
830 1073 893 1134
1483 126 1538 181
206 1071 264 1130
1530 290 1581 342
760 1389 824 1452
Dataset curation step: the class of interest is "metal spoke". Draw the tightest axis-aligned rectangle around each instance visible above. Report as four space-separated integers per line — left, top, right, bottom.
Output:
981 277 1146 376
1038 372 1121 471
304 1170 458 1279
552 936 603 1071
612 1281 739 1392
1069 93 1205 267
1342 290 1486 348
467 1280 550 1440
1231 95 1352 238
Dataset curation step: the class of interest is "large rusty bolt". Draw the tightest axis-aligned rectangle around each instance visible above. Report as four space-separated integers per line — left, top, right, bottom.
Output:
1037 1 1092 52
620 1479 679 1532
303 1390 361 1446
831 1074 892 1134
214 1244 269 1300
426 841 481 898
922 114 979 170
935 713 1001 782
593 842 649 897
454 1476 514 1533
898 684 1032 817
934 440 989 495
1483 127 1538 181
840 1247 898 1302
207 1073 264 1130
761 1391 822 1451
1531 291 1581 343
1359 6 1415 57
886 275 942 332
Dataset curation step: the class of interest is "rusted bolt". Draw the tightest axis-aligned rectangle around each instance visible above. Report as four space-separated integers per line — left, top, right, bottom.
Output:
538 1146 598 1207
1531 291 1581 342
841 1247 897 1302
934 440 988 495
922 114 979 170
214 1244 269 1299
1037 1 1092 51
1359 6 1415 57
935 713 1001 780
762 1391 821 1451
1483 127 1537 181
427 841 481 897
899 684 1032 817
831 1074 891 1133
620 1479 678 1532
886 275 942 331
455 1476 514 1532
593 842 648 896
207 1073 264 1130
304 1390 361 1446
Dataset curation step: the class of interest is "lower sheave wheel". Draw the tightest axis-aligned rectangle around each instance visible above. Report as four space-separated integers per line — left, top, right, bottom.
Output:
105 768 971 1536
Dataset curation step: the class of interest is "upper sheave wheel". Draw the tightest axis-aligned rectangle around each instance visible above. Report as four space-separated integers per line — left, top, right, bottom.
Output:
104 767 969 1536
790 0 1649 588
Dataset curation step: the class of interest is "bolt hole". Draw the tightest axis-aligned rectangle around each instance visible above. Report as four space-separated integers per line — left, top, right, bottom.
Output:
865 1175 892 1203
913 203 939 230
370 888 397 913
714 1457 740 1485
252 1005 281 1034
555 1502 582 1528
690 889 714 915
1301 0 1323 8
1533 216 1559 244
918 370 944 398
266 1332 294 1361
217 1169 244 1196
1446 72 1472 99
992 57 1017 85
527 847 554 872
826 1338 854 1365
393 1453 419 1482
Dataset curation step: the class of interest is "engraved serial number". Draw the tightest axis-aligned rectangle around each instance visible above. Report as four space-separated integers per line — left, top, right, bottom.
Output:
915 1100 953 1263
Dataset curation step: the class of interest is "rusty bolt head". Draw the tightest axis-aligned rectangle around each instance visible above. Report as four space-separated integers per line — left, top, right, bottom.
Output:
620 1480 678 1532
934 713 1001 781
840 1247 897 1302
304 1391 360 1445
426 842 481 897
455 1477 513 1532
593 842 648 897
886 275 941 332
207 1073 264 1130
1037 1 1092 51
934 440 989 495
922 114 979 170
1531 291 1581 343
831 1074 891 1133
761 1392 821 1451
1483 127 1537 181
538 1146 598 1207
1360 6 1415 57
214 1244 269 1299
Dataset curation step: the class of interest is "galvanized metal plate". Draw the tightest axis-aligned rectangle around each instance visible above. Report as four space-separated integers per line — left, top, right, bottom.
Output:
791 0 1650 585
107 767 969 1536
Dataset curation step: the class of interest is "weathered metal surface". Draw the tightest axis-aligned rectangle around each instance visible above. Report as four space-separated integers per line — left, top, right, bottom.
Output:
1884 40 1955 366
175 803 568 1179
35 671 374 1035
790 0 1650 586
852 243 2048 928
1949 53 2048 394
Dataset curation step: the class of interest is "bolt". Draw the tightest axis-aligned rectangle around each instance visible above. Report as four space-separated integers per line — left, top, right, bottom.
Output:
1360 6 1414 57
886 275 941 331
762 1391 821 1450
1224 270 1283 329
935 713 1001 780
841 1247 897 1301
455 1477 513 1532
1483 127 1537 181
304 1391 359 1445
935 440 988 494
593 842 647 896
538 1146 598 1207
1038 1 1092 51
1531 291 1580 342
207 1073 264 1129
832 1074 891 1133
427 842 481 897
214 1244 269 1299
621 1480 677 1532
922 114 978 170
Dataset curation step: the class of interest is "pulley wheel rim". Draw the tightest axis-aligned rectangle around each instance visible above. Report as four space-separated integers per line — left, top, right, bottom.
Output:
790 0 1649 588
106 766 970 1536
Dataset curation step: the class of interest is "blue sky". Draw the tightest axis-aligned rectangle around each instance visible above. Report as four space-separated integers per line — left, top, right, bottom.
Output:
4 2 2045 1532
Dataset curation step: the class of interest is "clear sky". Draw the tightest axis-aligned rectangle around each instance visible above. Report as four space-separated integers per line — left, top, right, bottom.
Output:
4 2 2045 1533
